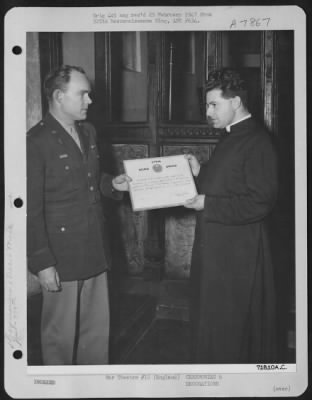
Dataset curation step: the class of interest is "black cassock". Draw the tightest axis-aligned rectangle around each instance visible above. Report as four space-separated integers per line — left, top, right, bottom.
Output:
190 118 278 363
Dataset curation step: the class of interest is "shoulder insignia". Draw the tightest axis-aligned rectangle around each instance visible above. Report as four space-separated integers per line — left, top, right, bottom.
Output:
27 120 46 137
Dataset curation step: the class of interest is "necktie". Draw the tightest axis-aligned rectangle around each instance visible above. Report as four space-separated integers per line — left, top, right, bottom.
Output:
69 126 82 151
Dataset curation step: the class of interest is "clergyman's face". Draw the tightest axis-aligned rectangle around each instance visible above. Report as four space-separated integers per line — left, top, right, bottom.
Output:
206 89 236 129
59 70 92 122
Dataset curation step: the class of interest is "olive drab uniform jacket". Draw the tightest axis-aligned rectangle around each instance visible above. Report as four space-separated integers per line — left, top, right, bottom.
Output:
27 112 121 281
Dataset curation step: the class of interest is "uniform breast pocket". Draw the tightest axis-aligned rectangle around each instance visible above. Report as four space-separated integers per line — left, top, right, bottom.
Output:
46 159 82 192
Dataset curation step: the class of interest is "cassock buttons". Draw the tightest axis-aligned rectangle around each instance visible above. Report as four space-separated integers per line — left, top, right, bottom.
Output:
65 165 70 171
88 172 92 177
60 226 66 232
89 186 94 191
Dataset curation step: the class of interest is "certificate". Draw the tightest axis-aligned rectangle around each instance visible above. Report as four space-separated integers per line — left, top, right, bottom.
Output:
123 155 197 211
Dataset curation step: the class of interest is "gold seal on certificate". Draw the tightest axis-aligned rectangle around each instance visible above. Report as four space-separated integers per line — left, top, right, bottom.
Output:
123 155 197 211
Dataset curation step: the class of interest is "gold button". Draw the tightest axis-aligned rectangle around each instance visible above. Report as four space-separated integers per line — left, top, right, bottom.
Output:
65 165 70 170
90 186 94 191
88 172 92 177
60 226 66 232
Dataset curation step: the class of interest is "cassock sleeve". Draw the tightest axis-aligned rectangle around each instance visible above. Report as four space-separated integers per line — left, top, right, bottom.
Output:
201 135 278 225
27 136 57 274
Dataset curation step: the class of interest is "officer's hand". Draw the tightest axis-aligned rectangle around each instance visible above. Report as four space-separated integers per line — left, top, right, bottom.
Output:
38 266 62 292
184 195 205 211
184 154 201 177
112 174 132 191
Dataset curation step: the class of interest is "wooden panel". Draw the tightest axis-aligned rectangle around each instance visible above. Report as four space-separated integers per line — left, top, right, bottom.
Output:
38 33 63 115
103 125 151 143
261 31 276 133
158 124 223 146
93 32 224 281
111 144 149 275
112 143 149 171
162 143 217 163
162 144 217 278
94 32 111 122
164 210 195 279
26 33 42 130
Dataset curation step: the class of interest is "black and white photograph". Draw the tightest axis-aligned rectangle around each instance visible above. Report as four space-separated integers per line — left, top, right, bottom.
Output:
4 5 308 398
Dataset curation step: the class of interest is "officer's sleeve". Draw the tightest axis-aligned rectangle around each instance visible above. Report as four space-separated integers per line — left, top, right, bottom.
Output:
100 173 123 200
27 136 57 274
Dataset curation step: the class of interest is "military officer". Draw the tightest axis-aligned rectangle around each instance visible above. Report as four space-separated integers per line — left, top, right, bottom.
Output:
27 65 131 365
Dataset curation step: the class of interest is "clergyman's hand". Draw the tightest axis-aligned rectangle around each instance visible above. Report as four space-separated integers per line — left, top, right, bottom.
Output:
112 174 132 191
184 154 201 177
184 195 205 211
38 266 62 292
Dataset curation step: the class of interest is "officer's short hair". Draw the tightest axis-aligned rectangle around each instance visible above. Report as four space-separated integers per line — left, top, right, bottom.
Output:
205 68 248 108
43 65 86 102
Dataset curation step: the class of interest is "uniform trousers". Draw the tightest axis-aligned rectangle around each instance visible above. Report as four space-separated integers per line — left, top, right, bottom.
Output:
40 271 110 365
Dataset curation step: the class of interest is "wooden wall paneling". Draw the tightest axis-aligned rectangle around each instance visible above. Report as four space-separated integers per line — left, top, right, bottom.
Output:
159 33 167 122
111 144 149 276
93 31 224 280
161 143 218 279
143 43 166 278
26 33 42 130
38 33 63 115
158 124 222 143
261 31 277 134
105 125 151 144
93 32 111 127
205 31 222 82
268 31 295 361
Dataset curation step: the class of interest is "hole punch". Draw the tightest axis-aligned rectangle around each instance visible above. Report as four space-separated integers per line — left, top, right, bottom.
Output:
14 198 23 208
13 350 23 359
12 46 22 55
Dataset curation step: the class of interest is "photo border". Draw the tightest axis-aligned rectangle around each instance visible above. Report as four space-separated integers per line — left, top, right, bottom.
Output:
3 4 309 398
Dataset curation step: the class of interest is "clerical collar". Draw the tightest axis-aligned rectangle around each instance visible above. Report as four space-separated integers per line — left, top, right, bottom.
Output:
225 114 252 132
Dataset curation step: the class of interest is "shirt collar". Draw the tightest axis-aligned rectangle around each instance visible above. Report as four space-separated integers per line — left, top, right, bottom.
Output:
49 111 76 134
225 114 252 132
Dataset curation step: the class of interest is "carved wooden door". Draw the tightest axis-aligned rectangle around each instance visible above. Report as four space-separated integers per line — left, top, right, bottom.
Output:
92 30 281 281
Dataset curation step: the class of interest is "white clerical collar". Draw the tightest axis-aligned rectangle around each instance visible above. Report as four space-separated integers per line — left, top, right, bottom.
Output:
225 114 252 132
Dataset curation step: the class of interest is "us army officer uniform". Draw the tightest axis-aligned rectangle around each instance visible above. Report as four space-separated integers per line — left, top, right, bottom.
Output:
27 112 121 365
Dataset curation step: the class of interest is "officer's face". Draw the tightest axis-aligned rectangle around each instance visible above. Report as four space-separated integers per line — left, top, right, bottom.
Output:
206 89 236 129
59 70 92 122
